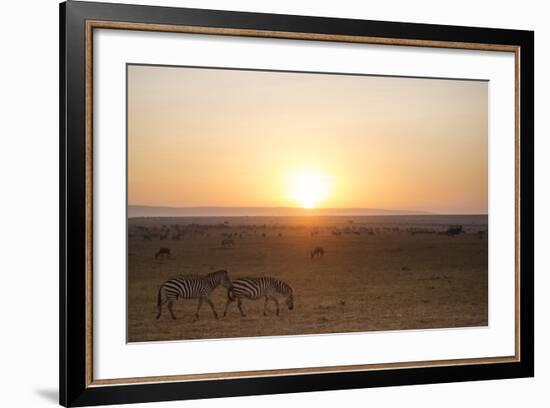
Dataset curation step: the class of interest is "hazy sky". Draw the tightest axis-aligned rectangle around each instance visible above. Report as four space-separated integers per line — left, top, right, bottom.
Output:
128 65 488 214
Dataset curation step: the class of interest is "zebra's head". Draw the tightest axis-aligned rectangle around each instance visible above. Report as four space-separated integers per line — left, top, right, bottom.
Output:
210 269 232 289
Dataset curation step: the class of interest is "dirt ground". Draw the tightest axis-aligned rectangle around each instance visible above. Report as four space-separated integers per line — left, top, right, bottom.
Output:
127 215 487 342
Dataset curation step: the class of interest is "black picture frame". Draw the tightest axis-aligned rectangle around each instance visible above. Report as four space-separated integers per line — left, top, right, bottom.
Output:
60 1 534 406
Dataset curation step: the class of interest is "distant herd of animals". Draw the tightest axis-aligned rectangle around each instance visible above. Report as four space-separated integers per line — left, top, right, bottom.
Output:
131 223 483 243
155 244 326 261
156 270 294 321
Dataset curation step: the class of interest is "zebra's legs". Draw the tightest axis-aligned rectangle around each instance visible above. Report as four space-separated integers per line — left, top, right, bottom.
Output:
156 301 165 320
194 297 204 321
263 296 269 316
263 296 279 316
272 297 280 316
167 301 176 320
223 298 233 317
204 297 219 320
237 298 246 317
156 286 167 319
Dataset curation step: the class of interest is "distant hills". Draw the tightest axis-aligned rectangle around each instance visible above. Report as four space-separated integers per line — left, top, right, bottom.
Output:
128 205 430 218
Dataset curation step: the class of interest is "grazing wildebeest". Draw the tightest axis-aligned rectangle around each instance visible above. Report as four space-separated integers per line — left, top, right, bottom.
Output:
445 225 464 236
156 270 232 320
155 247 171 259
310 246 325 259
221 239 235 248
223 277 294 317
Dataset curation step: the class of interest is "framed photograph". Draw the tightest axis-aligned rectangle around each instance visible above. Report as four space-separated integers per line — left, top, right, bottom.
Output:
60 1 534 406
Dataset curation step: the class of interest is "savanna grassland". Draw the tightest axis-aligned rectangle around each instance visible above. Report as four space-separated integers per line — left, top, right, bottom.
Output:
127 215 488 342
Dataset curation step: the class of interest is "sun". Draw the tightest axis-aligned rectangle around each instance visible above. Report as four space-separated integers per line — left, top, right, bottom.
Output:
288 169 331 209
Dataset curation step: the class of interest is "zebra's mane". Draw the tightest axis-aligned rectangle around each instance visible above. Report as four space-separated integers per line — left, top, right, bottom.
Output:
206 269 229 285
271 278 292 295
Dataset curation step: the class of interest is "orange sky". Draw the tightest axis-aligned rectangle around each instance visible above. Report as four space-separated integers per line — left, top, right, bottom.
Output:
127 64 488 214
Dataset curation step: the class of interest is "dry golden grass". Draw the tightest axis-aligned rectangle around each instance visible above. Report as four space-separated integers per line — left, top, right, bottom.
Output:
127 216 487 342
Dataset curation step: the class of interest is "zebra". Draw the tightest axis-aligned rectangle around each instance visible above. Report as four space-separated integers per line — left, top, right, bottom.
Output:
156 270 231 321
223 277 294 317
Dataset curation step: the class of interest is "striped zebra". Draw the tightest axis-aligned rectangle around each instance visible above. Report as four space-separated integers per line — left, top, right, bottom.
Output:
156 270 231 321
223 277 294 317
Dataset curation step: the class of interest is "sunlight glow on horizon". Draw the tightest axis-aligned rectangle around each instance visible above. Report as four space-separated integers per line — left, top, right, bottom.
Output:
287 169 332 209
128 65 488 214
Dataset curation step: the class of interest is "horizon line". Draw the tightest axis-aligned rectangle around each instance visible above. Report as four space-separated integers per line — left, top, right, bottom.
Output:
127 204 487 217
129 204 431 211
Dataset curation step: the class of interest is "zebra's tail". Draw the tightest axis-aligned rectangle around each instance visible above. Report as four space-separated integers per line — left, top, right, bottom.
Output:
156 285 163 320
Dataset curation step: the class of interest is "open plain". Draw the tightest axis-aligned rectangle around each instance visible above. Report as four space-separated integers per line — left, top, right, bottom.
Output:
127 215 488 342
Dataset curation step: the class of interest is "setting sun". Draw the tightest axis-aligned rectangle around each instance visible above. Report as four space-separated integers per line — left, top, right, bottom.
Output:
288 170 331 209
128 65 488 214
